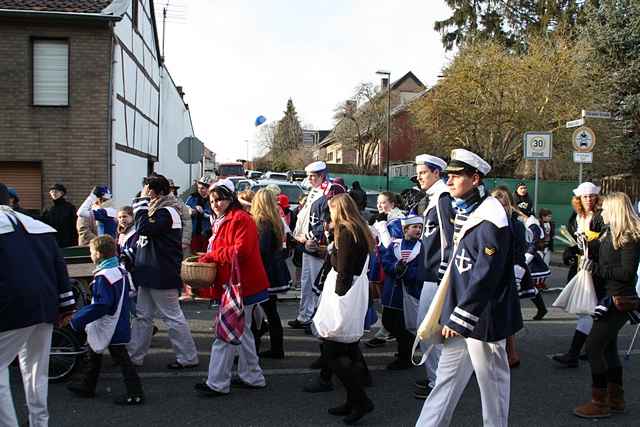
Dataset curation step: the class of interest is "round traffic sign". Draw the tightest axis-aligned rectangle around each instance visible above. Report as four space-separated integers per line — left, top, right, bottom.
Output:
572 126 596 152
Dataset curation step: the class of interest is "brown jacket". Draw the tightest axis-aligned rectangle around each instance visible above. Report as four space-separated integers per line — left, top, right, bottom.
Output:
76 214 97 246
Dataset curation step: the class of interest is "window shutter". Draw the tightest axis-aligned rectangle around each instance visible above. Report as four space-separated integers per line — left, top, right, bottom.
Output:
33 40 69 106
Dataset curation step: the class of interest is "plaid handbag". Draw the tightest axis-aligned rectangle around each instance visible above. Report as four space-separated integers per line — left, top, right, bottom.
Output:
215 254 244 345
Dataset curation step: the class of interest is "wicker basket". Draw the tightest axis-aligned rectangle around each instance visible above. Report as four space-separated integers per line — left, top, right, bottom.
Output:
181 256 216 289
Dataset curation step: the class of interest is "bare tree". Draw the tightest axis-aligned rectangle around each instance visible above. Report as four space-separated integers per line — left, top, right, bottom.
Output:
333 83 387 174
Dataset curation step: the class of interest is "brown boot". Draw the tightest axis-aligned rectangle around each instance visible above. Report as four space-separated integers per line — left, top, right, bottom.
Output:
607 383 625 413
574 388 610 419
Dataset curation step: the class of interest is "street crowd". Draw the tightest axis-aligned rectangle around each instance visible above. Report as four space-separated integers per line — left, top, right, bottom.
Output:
2 147 640 427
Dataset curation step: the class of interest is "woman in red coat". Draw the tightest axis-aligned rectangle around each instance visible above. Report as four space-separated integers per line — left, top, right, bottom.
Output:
194 179 270 397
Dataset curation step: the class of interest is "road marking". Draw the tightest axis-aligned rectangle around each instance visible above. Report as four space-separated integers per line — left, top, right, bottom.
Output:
546 349 640 359
144 348 403 358
101 365 393 380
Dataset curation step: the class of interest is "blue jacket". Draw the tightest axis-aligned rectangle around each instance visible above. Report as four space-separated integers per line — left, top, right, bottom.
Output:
132 197 183 290
421 181 455 283
525 218 551 279
441 196 523 342
77 194 117 238
381 238 426 310
71 266 131 345
185 193 212 237
0 208 75 332
510 212 535 299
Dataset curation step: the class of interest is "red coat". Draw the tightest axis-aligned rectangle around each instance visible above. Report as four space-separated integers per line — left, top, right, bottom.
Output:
199 207 269 304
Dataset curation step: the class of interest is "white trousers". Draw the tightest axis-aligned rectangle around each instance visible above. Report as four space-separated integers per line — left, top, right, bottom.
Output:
206 304 265 393
297 253 323 323
0 323 53 427
416 336 510 427
417 282 441 388
128 287 198 366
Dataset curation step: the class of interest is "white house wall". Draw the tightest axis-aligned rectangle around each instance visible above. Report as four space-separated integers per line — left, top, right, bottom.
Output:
108 0 193 204
154 66 195 191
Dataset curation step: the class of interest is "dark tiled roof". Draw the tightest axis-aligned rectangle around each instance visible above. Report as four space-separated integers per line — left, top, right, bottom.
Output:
0 0 112 14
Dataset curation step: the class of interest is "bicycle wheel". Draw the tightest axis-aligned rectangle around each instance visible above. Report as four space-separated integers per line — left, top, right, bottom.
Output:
49 327 84 383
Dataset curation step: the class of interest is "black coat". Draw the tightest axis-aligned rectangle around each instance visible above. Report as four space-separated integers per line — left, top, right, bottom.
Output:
592 231 640 297
42 197 78 248
257 220 291 294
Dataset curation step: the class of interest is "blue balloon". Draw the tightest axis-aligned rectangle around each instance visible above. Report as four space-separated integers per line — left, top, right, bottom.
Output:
255 115 267 127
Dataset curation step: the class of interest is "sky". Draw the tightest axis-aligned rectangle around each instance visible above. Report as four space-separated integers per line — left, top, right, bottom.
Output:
156 0 454 163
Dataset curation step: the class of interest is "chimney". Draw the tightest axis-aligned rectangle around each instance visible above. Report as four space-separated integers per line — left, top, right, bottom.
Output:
176 86 185 99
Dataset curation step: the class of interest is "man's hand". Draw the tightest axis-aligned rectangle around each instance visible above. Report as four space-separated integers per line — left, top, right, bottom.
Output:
57 312 74 328
195 205 204 214
442 325 460 339
141 184 150 197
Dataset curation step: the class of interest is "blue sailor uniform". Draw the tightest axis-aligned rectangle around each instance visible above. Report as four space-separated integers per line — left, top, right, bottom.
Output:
131 197 183 290
77 194 117 238
381 239 425 309
525 217 551 284
71 266 131 345
440 197 523 342
421 180 455 282
510 212 536 299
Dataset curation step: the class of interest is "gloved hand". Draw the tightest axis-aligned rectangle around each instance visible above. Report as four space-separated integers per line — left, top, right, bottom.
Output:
375 212 388 223
92 186 111 199
394 260 408 278
119 253 134 272
62 322 86 344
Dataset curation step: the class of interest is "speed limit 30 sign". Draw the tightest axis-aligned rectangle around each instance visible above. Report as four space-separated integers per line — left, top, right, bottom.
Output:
524 132 553 160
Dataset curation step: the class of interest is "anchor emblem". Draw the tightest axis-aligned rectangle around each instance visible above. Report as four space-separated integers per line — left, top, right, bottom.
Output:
454 249 473 274
422 221 437 237
137 236 148 248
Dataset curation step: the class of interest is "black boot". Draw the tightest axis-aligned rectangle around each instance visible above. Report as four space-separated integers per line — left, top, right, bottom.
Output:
68 350 101 397
552 330 587 368
532 294 548 320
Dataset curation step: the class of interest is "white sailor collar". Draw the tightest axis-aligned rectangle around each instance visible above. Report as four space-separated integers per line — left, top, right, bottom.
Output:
0 206 56 235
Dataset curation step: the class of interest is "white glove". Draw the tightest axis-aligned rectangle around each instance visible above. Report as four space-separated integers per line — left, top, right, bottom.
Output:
524 253 534 265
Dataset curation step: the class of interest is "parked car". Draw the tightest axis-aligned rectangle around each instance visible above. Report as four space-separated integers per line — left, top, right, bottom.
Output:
251 180 306 211
230 178 257 193
261 171 288 181
287 170 306 182
245 170 263 180
364 191 380 221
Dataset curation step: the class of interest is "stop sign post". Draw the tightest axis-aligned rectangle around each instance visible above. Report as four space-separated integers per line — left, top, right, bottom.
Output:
177 136 205 186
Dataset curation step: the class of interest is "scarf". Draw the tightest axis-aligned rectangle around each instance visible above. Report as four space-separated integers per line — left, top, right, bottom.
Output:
95 256 119 272
453 184 486 214
148 194 183 217
208 214 227 251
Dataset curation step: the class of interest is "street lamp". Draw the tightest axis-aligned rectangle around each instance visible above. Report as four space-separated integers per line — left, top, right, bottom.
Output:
376 70 391 191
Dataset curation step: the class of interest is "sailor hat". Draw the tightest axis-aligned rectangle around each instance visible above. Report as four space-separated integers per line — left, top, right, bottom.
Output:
444 149 491 176
209 178 235 194
415 154 447 170
304 161 327 174
401 215 423 227
573 182 600 197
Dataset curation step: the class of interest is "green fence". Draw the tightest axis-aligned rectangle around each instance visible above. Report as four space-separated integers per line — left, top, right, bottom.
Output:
337 174 578 239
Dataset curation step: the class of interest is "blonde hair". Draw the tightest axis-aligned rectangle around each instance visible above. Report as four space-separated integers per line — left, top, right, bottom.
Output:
572 195 600 218
601 192 640 250
238 189 255 204
250 189 284 243
90 235 117 259
491 186 525 218
328 193 375 252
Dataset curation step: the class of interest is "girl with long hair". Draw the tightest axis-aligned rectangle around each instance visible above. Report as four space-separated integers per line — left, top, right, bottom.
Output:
250 189 291 359
316 193 375 424
574 192 640 418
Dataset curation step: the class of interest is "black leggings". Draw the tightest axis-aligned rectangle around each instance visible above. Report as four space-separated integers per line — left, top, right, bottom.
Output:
82 345 143 395
381 307 414 363
252 295 284 354
585 307 629 387
323 340 369 409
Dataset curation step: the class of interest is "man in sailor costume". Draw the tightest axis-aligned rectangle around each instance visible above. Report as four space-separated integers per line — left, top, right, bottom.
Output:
0 183 76 427
413 154 455 399
290 161 337 329
416 150 523 427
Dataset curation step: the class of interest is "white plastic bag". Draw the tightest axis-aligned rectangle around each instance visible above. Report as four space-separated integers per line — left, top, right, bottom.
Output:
552 268 597 315
313 257 369 343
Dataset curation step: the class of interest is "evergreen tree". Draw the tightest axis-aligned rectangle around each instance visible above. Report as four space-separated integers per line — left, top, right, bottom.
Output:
274 99 303 153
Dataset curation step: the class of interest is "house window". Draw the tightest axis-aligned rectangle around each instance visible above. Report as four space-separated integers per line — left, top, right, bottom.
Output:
327 152 334 162
32 39 69 106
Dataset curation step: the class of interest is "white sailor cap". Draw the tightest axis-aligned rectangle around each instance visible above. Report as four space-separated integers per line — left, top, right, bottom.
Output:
401 215 423 227
305 161 327 174
444 149 491 176
209 178 235 194
573 182 600 197
415 154 447 170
